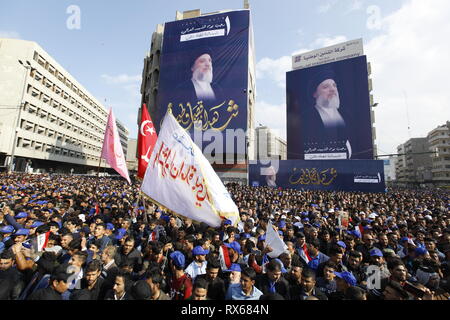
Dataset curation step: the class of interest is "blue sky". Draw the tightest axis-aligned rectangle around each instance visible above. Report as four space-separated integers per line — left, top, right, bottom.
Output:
1 0 448 155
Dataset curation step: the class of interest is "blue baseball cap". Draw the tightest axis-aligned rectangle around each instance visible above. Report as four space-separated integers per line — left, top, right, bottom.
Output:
415 247 428 256
0 225 15 234
273 259 288 273
337 241 347 249
225 263 241 272
224 241 242 254
15 212 28 219
400 237 410 242
370 248 383 257
224 219 232 225
240 233 251 239
170 251 185 268
114 228 127 240
106 223 115 231
192 246 209 256
30 221 45 229
258 234 266 241
334 271 357 286
278 220 286 228
13 228 30 236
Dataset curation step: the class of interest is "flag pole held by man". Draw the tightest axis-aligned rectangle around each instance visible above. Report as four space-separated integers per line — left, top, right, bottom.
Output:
140 111 240 228
100 108 131 184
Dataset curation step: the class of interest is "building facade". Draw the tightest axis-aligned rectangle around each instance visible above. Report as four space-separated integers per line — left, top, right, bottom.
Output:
0 39 129 173
139 4 256 184
383 157 396 183
254 126 287 160
126 138 138 172
428 121 450 186
395 138 432 185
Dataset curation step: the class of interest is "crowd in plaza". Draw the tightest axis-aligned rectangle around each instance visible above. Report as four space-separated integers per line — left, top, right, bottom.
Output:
0 172 449 300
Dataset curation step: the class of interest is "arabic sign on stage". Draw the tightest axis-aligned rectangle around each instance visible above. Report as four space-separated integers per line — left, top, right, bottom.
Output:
156 10 250 155
249 160 386 193
140 111 240 228
287 56 373 160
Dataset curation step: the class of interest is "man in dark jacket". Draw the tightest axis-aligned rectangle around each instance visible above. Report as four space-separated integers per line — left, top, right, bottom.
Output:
28 272 70 300
114 237 143 274
255 259 290 299
196 258 226 300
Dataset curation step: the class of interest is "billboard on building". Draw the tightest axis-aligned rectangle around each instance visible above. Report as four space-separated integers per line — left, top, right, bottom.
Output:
287 55 373 160
157 10 250 157
249 160 385 193
292 38 364 70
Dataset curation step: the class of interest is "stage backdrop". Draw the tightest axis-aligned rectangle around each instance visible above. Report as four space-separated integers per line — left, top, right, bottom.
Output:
249 160 386 193
157 10 250 156
286 56 373 160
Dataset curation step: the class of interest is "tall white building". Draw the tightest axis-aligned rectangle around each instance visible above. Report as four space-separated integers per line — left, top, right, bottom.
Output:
0 38 129 173
255 126 287 160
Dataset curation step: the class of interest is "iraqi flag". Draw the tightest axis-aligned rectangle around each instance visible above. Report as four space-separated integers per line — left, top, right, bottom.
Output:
33 232 50 252
137 104 158 179
219 245 232 271
298 244 312 264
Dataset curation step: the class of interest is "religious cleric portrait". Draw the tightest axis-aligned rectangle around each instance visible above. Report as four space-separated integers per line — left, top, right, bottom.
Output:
174 47 225 106
287 56 374 161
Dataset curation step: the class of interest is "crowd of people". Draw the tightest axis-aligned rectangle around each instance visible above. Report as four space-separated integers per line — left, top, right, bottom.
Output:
0 172 449 300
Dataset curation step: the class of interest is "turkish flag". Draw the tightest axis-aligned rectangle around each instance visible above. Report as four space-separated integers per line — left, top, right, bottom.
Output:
137 104 158 179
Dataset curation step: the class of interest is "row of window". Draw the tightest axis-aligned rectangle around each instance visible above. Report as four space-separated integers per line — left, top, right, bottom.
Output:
20 118 102 154
26 83 106 135
33 51 108 120
23 103 104 145
17 137 100 162
32 51 128 136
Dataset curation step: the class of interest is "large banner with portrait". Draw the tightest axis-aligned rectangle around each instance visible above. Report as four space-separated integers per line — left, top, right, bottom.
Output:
286 56 373 160
249 160 385 193
157 10 250 156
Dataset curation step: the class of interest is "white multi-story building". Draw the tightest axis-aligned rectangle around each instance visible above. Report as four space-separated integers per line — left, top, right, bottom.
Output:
0 38 129 173
428 121 450 185
255 126 287 160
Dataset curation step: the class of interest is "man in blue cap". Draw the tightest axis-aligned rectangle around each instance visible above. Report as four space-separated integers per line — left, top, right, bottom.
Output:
0 225 15 247
363 248 391 281
169 251 192 300
4 211 27 230
185 246 209 280
330 271 357 300
226 267 263 300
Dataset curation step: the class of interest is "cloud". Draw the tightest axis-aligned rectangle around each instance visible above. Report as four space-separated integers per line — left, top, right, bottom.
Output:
101 74 141 85
0 31 20 39
347 0 364 13
365 0 450 153
255 101 286 140
317 0 338 14
256 56 292 88
311 35 348 48
257 35 347 86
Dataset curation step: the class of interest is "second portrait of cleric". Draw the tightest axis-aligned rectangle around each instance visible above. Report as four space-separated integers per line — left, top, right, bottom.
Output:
300 65 354 159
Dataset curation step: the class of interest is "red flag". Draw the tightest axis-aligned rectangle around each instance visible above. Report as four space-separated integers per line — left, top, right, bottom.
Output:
137 104 158 179
95 203 100 215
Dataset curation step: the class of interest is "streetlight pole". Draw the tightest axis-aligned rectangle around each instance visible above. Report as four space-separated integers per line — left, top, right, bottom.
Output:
9 60 33 172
